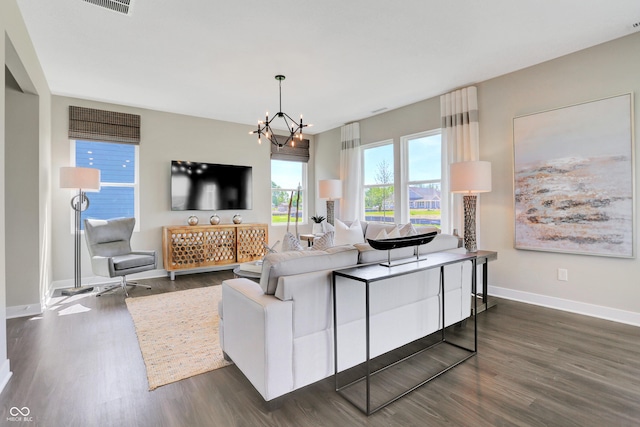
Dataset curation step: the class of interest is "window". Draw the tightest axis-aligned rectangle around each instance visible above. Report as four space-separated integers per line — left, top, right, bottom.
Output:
73 140 139 230
402 131 442 228
363 141 394 223
271 159 307 225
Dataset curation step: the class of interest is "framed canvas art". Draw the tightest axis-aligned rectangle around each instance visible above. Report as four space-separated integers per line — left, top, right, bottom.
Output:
513 93 635 258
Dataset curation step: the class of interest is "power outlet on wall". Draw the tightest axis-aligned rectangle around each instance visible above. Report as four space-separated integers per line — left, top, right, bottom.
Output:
557 268 569 281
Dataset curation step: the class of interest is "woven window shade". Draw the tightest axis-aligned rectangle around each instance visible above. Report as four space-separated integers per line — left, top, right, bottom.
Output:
69 106 140 144
270 136 310 162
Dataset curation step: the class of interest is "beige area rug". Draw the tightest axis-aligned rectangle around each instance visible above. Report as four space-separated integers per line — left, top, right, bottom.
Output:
126 285 232 390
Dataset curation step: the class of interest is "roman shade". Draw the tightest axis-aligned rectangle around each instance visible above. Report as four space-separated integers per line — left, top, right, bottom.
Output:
69 106 140 144
270 136 310 162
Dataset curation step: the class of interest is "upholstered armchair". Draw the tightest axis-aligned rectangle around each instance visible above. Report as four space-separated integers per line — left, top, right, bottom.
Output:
84 217 156 297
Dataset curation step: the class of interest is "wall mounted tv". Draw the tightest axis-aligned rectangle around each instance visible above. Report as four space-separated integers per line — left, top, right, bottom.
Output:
171 160 253 211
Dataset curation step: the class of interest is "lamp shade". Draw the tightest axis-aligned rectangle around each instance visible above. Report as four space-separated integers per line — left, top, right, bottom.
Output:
60 167 101 191
450 161 491 194
319 179 342 199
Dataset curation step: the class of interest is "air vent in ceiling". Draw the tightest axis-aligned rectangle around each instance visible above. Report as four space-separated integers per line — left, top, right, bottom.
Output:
83 0 131 15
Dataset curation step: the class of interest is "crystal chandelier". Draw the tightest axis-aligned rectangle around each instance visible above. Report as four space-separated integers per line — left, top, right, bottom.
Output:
250 75 311 148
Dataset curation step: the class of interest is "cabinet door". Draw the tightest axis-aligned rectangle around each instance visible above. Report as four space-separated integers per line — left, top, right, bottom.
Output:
236 225 268 263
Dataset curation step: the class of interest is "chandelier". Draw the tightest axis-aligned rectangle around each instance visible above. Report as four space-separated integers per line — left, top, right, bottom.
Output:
250 75 311 148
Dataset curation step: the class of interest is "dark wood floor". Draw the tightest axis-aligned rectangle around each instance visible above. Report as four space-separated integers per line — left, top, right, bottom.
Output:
2 271 639 427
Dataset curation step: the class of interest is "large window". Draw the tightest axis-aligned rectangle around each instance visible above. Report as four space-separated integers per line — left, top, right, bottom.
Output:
403 131 442 227
73 140 139 230
363 141 395 223
271 159 307 225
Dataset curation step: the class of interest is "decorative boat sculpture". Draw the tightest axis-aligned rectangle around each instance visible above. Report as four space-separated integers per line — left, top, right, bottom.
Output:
367 231 439 267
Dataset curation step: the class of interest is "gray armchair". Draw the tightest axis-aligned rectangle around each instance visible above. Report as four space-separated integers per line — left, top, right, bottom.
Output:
84 217 156 297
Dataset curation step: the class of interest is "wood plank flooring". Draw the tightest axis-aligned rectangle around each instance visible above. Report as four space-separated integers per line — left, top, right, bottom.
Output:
1 271 639 426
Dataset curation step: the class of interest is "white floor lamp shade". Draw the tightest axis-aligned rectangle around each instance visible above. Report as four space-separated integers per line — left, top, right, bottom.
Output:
319 179 342 225
60 167 101 295
450 161 491 252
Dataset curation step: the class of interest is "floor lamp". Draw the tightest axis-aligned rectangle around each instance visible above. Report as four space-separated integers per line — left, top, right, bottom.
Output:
450 161 491 253
60 166 101 296
318 179 342 226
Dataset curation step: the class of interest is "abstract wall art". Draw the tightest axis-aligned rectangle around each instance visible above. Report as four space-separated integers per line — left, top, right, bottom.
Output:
513 93 635 258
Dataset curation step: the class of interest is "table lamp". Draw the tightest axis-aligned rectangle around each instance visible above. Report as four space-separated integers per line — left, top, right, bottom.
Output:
318 179 342 226
60 166 101 295
450 161 491 252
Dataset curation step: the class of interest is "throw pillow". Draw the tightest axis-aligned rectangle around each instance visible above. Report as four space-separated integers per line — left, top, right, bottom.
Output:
281 232 303 252
311 231 335 251
398 223 418 237
321 221 335 233
374 226 401 240
334 219 365 246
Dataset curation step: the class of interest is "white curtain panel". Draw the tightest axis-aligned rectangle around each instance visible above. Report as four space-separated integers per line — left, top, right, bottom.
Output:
440 86 480 235
340 122 362 221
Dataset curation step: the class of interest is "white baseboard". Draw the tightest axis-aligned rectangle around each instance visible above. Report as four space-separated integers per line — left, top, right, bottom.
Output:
6 304 43 319
489 285 640 327
0 359 12 394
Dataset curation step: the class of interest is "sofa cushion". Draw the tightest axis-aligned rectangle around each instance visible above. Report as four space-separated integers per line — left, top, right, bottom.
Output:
259 245 359 295
112 254 155 271
334 219 365 246
417 233 462 255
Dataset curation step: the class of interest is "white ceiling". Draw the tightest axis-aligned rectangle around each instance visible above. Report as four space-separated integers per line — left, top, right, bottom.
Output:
15 0 640 134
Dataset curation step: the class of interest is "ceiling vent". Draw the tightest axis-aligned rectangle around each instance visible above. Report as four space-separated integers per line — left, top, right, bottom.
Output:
83 0 131 15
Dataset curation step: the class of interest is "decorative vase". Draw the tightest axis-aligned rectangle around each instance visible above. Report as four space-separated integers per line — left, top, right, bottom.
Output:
210 214 220 225
312 223 323 234
233 214 242 224
187 215 199 226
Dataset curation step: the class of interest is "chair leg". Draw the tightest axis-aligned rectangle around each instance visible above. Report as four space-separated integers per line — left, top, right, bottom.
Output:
96 276 152 297
125 280 152 290
96 282 122 297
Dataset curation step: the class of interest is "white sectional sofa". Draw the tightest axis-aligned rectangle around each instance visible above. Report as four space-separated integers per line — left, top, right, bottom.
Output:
219 221 474 401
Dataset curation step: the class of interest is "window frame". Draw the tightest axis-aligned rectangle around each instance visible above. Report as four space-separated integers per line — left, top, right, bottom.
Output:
362 139 396 224
270 159 308 226
70 139 140 232
399 129 443 226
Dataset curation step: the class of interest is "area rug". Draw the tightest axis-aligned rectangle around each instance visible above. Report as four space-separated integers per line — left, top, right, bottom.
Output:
126 285 232 390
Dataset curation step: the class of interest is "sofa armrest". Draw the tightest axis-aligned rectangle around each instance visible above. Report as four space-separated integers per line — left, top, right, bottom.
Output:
222 278 294 401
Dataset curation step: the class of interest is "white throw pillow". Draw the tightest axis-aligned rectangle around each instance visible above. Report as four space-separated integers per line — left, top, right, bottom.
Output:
311 231 335 251
374 226 401 240
398 223 418 237
334 219 365 246
321 221 335 233
281 232 303 251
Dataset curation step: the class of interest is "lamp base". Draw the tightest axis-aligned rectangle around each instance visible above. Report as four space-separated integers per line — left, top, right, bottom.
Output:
326 200 335 226
462 194 478 253
60 286 94 296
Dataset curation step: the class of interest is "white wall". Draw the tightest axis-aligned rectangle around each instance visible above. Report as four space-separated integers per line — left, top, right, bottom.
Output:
315 32 640 325
50 96 317 288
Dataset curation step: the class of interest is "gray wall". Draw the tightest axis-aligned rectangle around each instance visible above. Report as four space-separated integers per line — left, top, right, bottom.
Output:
316 32 640 324
5 71 40 308
1 0 53 392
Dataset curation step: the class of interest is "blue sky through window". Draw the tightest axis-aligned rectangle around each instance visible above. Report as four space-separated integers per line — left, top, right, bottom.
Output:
75 140 136 229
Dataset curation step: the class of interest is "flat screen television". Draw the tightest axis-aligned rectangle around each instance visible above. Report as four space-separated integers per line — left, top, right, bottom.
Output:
171 160 253 211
